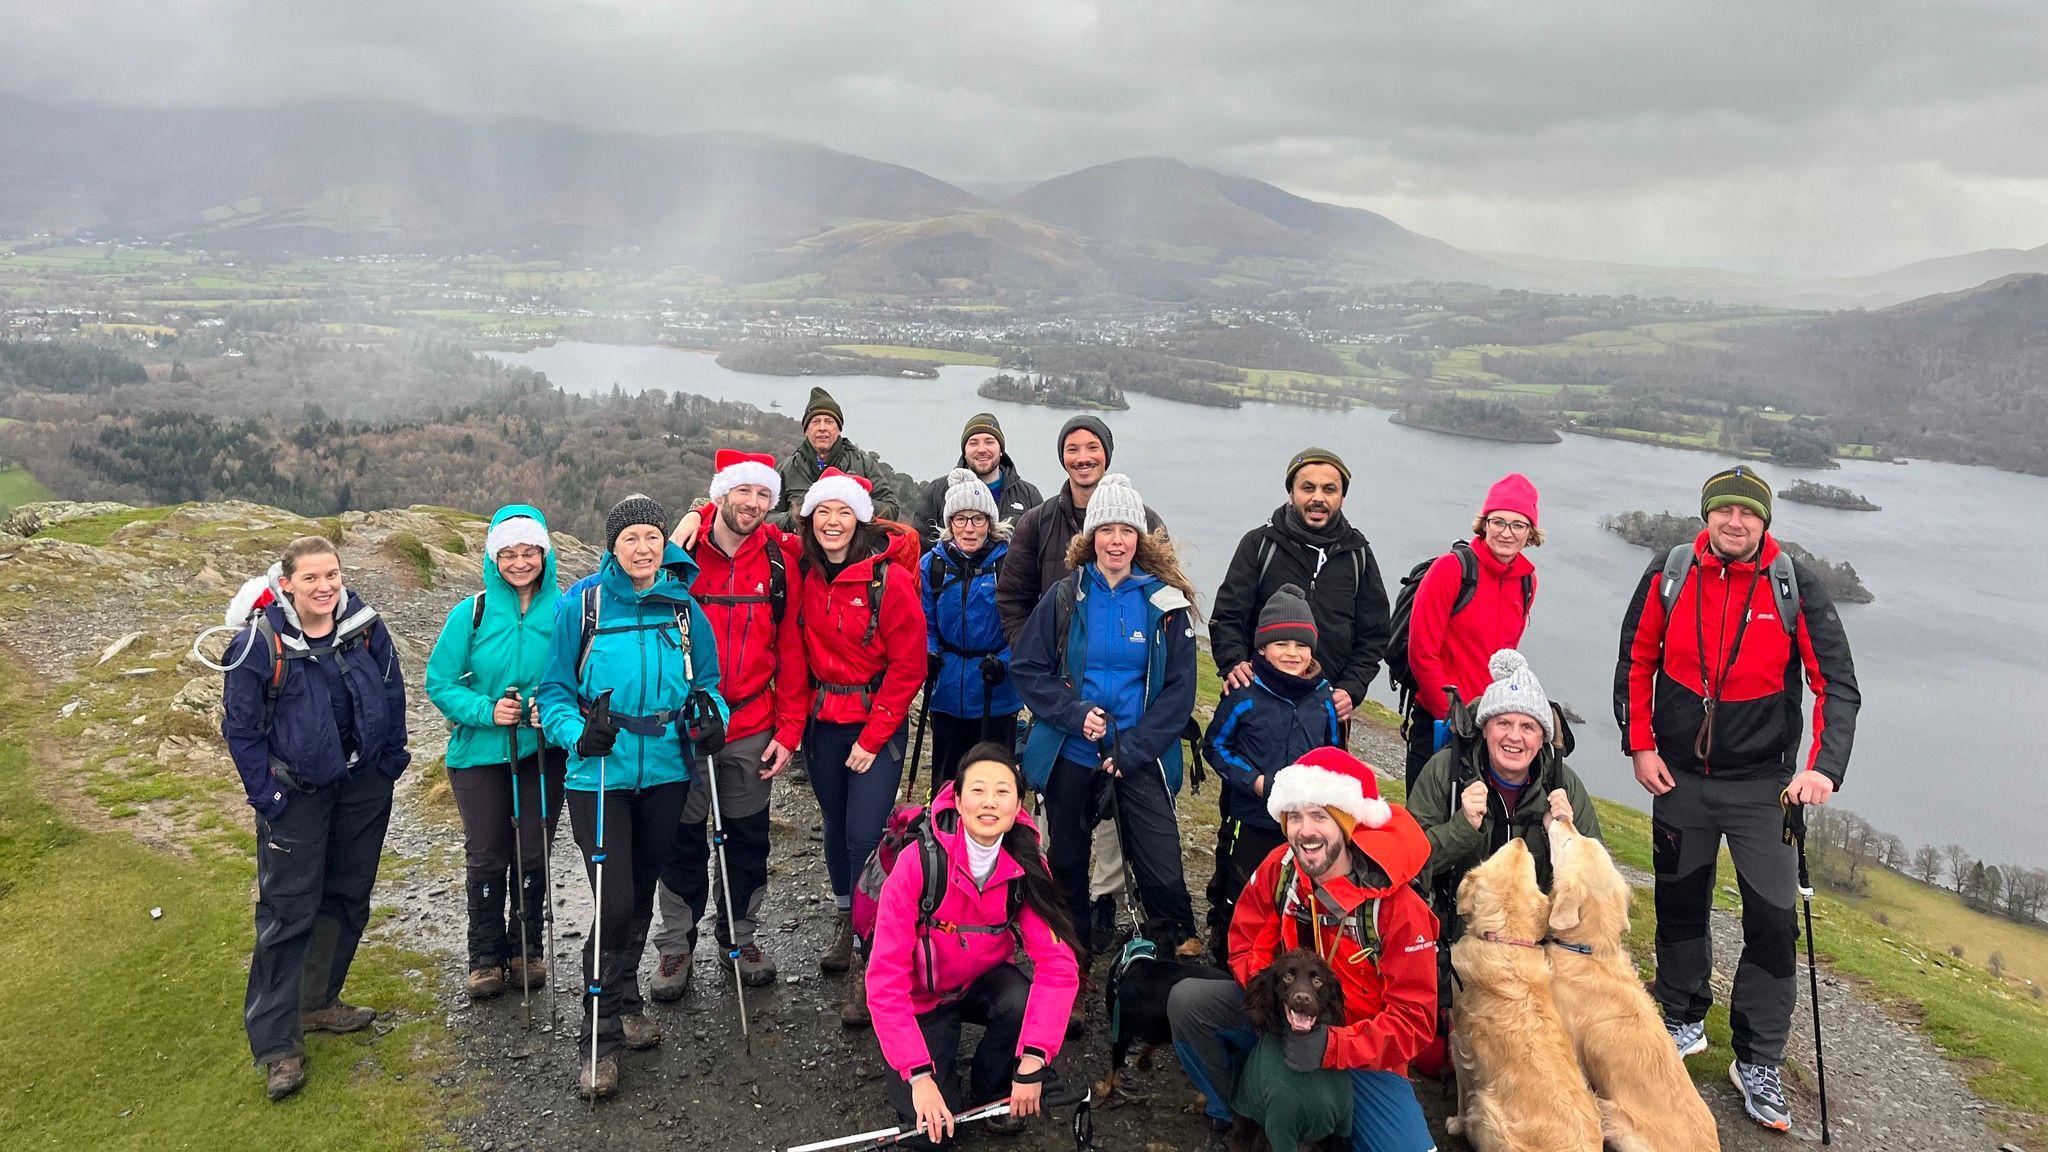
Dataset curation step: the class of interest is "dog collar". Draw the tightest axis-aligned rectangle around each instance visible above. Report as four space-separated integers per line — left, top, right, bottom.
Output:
1544 937 1595 955
1478 931 1544 949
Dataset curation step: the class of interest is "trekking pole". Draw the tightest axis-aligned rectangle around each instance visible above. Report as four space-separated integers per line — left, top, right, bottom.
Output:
687 639 750 1051
903 671 933 802
504 687 533 1029
531 698 562 1033
586 685 614 1109
1782 797 1832 1145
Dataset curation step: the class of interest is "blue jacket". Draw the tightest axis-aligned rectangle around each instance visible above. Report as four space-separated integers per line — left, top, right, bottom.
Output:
1010 563 1198 794
539 544 726 793
424 504 563 769
222 588 410 820
920 539 1019 718
1204 656 1341 830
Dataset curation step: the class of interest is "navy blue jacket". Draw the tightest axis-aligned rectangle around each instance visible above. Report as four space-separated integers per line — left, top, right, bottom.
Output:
222 590 410 820
1204 656 1341 830
920 539 1019 718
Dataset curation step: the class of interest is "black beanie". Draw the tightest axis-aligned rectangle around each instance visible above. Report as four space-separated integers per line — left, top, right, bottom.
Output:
1057 414 1114 463
803 386 844 430
605 494 668 552
1255 583 1318 649
1286 446 1352 494
961 411 1005 451
1701 464 1773 525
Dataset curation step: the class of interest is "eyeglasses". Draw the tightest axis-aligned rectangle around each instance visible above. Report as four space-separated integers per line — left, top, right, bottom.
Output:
1483 517 1533 537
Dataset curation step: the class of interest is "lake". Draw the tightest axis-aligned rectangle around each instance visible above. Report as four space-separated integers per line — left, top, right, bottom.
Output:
499 341 2048 870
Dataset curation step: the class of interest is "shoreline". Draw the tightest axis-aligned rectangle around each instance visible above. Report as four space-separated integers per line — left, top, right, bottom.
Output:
1389 410 1561 444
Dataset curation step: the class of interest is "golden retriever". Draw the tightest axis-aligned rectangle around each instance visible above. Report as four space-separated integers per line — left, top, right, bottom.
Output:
1446 838 1601 1152
1546 817 1720 1152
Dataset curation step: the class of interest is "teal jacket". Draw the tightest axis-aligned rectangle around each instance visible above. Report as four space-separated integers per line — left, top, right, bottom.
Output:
538 543 726 792
425 505 563 769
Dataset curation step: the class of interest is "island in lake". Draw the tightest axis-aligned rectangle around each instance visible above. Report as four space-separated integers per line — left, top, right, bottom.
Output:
977 372 1129 410
716 341 938 379
1390 395 1561 444
1602 509 1873 603
1780 478 1880 511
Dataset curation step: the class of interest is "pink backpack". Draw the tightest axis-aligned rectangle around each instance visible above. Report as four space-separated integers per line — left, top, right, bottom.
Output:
851 791 1022 949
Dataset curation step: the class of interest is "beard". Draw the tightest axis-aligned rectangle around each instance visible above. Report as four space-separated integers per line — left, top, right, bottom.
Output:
718 502 763 537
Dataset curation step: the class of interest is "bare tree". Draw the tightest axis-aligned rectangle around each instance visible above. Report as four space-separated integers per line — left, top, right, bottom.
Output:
1913 844 1942 886
1944 844 1974 893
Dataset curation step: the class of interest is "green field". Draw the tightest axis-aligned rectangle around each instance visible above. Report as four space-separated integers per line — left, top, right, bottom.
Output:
822 344 1000 366
0 464 54 509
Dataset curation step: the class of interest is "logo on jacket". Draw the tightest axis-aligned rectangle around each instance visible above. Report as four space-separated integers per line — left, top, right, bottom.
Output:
1127 629 1144 643
1403 934 1435 954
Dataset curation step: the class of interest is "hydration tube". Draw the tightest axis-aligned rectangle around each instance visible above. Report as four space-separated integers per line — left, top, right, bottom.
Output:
189 622 263 674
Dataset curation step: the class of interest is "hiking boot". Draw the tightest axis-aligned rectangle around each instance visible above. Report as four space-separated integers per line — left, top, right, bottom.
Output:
467 963 506 1000
1194 1117 1229 1152
578 1052 620 1099
735 942 778 987
985 1112 1027 1137
1089 898 1118 955
506 953 547 991
303 1000 376 1034
821 912 856 974
1066 998 1089 1038
1730 1060 1791 1131
649 951 693 1002
264 1056 306 1102
1666 1017 1707 1058
620 1013 662 1051
839 954 872 1028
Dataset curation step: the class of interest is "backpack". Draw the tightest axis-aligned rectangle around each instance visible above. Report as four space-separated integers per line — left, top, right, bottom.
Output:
1274 853 1383 967
1384 541 1533 710
1658 543 1800 635
692 540 789 625
1252 534 1367 603
246 608 378 734
850 801 1024 980
798 554 891 645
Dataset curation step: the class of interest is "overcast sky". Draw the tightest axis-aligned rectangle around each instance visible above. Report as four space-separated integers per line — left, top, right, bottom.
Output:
6 0 2043 275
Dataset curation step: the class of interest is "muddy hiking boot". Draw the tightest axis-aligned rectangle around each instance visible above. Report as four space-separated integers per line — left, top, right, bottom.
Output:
821 911 856 974
650 951 694 1002
620 1013 663 1051
1666 1017 1707 1059
302 1000 376 1034
839 950 872 1029
506 952 548 991
734 942 777 987
578 1052 620 1100
1730 1060 1791 1131
264 1055 306 1102
467 963 507 1000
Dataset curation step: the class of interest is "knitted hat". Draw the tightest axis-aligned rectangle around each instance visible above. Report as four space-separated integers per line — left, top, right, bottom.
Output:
961 412 1005 452
1267 746 1391 839
941 467 998 524
1481 473 1539 528
803 386 844 430
708 448 782 504
484 515 551 558
1701 464 1772 525
1255 582 1317 650
1057 414 1114 464
1285 446 1351 494
1080 474 1146 537
605 494 667 553
801 467 875 522
1472 649 1554 742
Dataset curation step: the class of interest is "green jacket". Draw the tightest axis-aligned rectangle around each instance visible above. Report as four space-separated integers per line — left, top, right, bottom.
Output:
1409 740 1600 896
424 504 563 769
772 435 900 530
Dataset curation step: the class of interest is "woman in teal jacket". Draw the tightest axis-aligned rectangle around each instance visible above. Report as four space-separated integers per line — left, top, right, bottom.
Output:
425 504 565 1000
537 495 725 1099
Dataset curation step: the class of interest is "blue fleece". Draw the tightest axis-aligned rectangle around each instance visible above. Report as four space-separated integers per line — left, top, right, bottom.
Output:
1062 566 1157 765
920 539 1019 718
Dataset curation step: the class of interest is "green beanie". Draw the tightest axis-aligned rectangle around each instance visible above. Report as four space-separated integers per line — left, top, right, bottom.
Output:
961 411 1005 451
803 386 844 430
1286 446 1352 493
1701 464 1773 525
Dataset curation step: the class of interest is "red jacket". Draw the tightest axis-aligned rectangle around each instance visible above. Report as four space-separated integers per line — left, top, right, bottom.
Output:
1228 806 1440 1074
796 521 929 754
1408 539 1536 720
1615 531 1859 783
682 513 808 749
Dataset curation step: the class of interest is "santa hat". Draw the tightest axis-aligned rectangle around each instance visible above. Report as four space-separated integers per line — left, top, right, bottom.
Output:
708 449 782 505
484 515 551 558
1267 746 1391 838
800 467 875 522
225 565 283 626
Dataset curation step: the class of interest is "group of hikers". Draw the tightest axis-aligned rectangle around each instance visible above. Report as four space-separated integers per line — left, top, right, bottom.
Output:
218 384 1860 1148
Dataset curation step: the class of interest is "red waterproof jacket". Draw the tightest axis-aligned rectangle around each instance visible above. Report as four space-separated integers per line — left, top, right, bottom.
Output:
1614 531 1860 784
795 521 929 754
1408 540 1536 720
1228 806 1440 1074
682 513 808 749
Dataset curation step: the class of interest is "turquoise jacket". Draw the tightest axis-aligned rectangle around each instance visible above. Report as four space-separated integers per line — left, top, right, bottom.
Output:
538 543 726 792
424 505 563 769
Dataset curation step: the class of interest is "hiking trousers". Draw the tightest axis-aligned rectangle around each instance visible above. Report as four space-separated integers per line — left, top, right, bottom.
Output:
1042 756 1194 943
1653 769 1800 1066
567 780 688 1058
806 720 906 903
926 710 1018 799
1167 977 1434 1152
447 747 565 967
882 963 1033 1150
1205 810 1286 966
654 729 775 954
245 765 394 1064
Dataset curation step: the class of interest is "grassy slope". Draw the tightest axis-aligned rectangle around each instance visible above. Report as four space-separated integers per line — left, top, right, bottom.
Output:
0 464 55 509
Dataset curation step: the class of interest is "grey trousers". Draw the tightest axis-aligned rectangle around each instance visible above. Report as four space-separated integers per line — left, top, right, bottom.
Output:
652 729 776 954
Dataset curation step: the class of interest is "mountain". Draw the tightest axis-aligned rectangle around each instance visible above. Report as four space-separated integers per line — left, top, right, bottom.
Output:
1837 244 2048 306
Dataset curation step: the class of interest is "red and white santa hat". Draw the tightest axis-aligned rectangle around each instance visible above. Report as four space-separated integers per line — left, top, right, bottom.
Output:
708 448 782 505
800 467 875 522
1266 746 1391 837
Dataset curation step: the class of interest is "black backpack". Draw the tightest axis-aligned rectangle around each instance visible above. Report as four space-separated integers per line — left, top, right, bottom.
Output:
692 541 789 626
1384 541 1533 712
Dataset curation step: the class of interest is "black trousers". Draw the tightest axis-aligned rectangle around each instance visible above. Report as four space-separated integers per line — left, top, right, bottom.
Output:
883 964 1032 1150
927 709 1019 799
245 767 395 1064
1402 704 1438 791
566 780 689 1056
447 748 565 966
661 808 771 951
1204 810 1286 965
1041 757 1194 945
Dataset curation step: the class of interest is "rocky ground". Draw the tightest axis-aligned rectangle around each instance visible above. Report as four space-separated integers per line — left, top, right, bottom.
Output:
0 499 2020 1150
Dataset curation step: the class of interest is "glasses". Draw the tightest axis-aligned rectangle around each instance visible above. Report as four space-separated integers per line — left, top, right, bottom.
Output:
1483 517 1533 537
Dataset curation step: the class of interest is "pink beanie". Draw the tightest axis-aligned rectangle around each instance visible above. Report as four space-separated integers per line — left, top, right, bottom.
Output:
1481 473 1539 528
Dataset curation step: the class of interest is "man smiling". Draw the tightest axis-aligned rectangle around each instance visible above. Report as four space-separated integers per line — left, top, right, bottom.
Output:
772 386 899 531
913 412 1043 551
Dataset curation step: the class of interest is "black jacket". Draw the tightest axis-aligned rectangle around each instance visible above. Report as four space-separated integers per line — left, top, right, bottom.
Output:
1209 506 1391 703
995 482 1165 645
913 454 1045 551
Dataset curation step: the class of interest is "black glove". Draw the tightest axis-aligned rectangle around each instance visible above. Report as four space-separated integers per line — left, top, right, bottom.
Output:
576 691 618 759
926 653 942 685
979 655 1004 686
684 689 726 754
1283 1023 1329 1073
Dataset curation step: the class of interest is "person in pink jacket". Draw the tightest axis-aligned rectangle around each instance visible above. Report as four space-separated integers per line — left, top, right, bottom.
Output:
866 743 1083 1147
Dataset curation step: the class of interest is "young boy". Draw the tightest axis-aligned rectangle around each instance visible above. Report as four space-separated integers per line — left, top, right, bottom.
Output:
1201 584 1342 963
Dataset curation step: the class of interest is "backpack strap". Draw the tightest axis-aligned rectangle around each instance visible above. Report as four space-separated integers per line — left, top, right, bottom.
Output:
1658 543 1696 619
1255 535 1277 589
765 541 788 625
252 615 288 734
1447 540 1481 616
1766 550 1800 636
576 584 600 680
471 591 487 630
861 561 890 645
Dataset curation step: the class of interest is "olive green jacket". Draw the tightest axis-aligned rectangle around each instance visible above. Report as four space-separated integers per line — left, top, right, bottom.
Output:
1409 741 1600 895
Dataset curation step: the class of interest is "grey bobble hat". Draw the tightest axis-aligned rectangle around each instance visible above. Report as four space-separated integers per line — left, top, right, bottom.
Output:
604 494 668 553
1080 474 1147 537
1254 583 1318 650
941 467 999 524
1472 649 1554 742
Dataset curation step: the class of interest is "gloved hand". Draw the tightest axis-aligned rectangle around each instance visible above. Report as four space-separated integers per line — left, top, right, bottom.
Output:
1283 1022 1329 1072
684 690 726 754
926 653 942 685
577 691 618 759
979 655 1004 685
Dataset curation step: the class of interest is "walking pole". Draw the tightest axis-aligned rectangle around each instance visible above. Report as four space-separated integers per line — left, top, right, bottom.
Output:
531 695 563 1033
504 687 533 1028
586 681 614 1109
903 671 932 802
1782 797 1833 1145
687 637 750 1050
